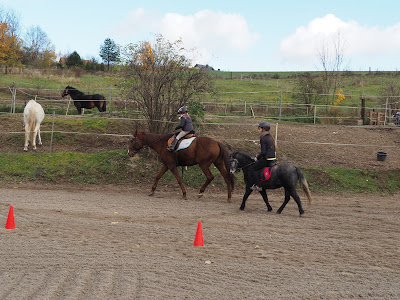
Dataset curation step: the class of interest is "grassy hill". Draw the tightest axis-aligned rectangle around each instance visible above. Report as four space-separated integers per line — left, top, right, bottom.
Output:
1 69 398 108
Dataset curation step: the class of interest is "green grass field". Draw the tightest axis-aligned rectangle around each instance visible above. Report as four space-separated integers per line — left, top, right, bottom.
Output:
1 70 398 108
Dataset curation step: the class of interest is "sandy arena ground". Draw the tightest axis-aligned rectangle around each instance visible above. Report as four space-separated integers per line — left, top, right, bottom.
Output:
0 185 399 299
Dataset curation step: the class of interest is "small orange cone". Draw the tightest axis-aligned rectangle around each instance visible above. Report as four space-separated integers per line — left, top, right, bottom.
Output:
5 205 15 229
193 221 204 247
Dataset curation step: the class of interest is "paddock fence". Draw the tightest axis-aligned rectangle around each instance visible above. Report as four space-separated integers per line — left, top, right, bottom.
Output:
1 85 400 126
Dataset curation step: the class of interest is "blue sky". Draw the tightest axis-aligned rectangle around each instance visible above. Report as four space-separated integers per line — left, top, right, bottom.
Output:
2 0 400 71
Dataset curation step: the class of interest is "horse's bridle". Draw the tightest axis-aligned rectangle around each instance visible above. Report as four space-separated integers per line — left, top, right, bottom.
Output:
230 158 256 173
128 136 140 157
128 133 172 157
61 87 70 98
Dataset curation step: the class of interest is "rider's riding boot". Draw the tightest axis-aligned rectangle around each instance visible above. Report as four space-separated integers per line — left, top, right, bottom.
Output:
167 138 178 151
251 184 262 191
251 177 263 191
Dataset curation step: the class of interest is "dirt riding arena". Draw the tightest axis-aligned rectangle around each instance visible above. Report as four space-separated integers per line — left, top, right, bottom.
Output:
0 184 399 299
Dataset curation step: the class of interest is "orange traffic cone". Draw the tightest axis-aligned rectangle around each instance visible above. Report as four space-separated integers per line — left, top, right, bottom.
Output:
5 205 15 229
193 221 204 247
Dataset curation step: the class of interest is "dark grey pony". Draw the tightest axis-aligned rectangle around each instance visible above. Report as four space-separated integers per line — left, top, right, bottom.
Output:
230 151 312 216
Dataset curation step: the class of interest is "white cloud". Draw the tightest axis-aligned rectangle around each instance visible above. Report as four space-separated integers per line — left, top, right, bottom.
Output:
278 14 400 66
110 8 259 64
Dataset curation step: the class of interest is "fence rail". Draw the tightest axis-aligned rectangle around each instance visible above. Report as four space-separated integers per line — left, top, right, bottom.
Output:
1 84 400 125
2 112 399 155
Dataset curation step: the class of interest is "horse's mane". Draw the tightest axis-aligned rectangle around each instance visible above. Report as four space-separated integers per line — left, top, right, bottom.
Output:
66 86 85 96
137 130 173 144
231 150 253 160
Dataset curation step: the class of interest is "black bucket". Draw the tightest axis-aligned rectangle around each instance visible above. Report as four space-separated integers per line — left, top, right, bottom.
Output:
377 151 387 162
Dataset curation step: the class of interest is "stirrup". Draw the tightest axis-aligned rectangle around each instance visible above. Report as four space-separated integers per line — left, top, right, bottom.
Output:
251 184 262 191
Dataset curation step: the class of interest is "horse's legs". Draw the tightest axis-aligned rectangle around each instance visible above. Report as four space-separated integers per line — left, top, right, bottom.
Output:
32 129 38 150
277 188 291 214
34 123 42 147
240 185 253 210
170 166 187 200
213 160 232 202
95 102 102 112
149 164 168 196
259 189 273 212
37 128 42 146
291 189 304 216
198 163 215 198
24 130 29 151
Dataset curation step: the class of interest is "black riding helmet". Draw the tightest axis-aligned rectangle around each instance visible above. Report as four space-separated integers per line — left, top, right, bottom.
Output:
258 121 271 131
178 106 188 114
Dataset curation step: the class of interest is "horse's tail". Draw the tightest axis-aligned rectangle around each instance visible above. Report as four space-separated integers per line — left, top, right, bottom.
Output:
296 167 312 204
28 106 36 142
102 96 107 112
217 141 235 192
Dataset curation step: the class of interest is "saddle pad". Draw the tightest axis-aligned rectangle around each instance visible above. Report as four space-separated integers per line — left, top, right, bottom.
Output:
176 137 196 150
260 165 276 181
168 135 196 147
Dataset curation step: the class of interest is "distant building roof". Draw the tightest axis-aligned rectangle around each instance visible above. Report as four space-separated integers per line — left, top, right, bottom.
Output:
194 64 214 71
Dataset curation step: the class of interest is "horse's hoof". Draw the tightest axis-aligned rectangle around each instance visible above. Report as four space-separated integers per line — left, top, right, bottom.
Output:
299 210 305 216
227 198 232 203
239 206 245 211
198 193 203 198
148 191 154 196
23 148 28 152
276 210 282 214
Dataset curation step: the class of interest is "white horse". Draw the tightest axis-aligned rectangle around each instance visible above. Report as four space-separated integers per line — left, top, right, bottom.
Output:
23 100 45 151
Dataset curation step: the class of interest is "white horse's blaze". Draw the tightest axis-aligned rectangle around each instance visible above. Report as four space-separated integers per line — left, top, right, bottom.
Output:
23 100 45 151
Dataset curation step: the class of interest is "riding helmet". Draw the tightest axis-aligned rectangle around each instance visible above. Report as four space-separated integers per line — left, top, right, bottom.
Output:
178 106 188 114
258 121 271 131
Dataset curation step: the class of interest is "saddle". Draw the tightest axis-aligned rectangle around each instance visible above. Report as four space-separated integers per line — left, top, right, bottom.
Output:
167 133 196 148
259 165 276 182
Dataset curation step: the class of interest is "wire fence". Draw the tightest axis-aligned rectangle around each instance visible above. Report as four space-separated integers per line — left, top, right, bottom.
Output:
1 84 400 126
2 109 399 156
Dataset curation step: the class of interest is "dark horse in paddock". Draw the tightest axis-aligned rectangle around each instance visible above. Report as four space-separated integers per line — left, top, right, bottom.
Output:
230 151 312 215
128 130 235 201
61 86 106 114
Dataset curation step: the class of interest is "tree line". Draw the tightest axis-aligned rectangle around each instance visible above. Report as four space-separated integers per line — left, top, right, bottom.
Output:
0 8 120 73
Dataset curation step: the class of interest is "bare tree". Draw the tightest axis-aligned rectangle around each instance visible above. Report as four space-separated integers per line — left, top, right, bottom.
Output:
315 31 346 105
380 80 400 111
292 72 323 105
0 8 20 37
23 25 56 68
121 35 214 133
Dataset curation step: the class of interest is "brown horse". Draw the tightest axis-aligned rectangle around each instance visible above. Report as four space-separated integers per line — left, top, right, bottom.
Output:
61 86 106 114
128 130 235 201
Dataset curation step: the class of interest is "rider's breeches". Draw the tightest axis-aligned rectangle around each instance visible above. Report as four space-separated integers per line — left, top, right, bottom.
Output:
176 131 190 140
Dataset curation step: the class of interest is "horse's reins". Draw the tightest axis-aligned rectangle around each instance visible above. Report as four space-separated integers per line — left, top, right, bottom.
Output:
130 134 172 155
234 159 256 172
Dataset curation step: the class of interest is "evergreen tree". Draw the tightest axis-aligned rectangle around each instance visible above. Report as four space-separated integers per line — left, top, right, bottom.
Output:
99 38 119 71
66 51 83 68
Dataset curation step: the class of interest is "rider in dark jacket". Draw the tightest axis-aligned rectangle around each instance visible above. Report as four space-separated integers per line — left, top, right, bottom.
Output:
248 121 276 191
167 106 195 151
